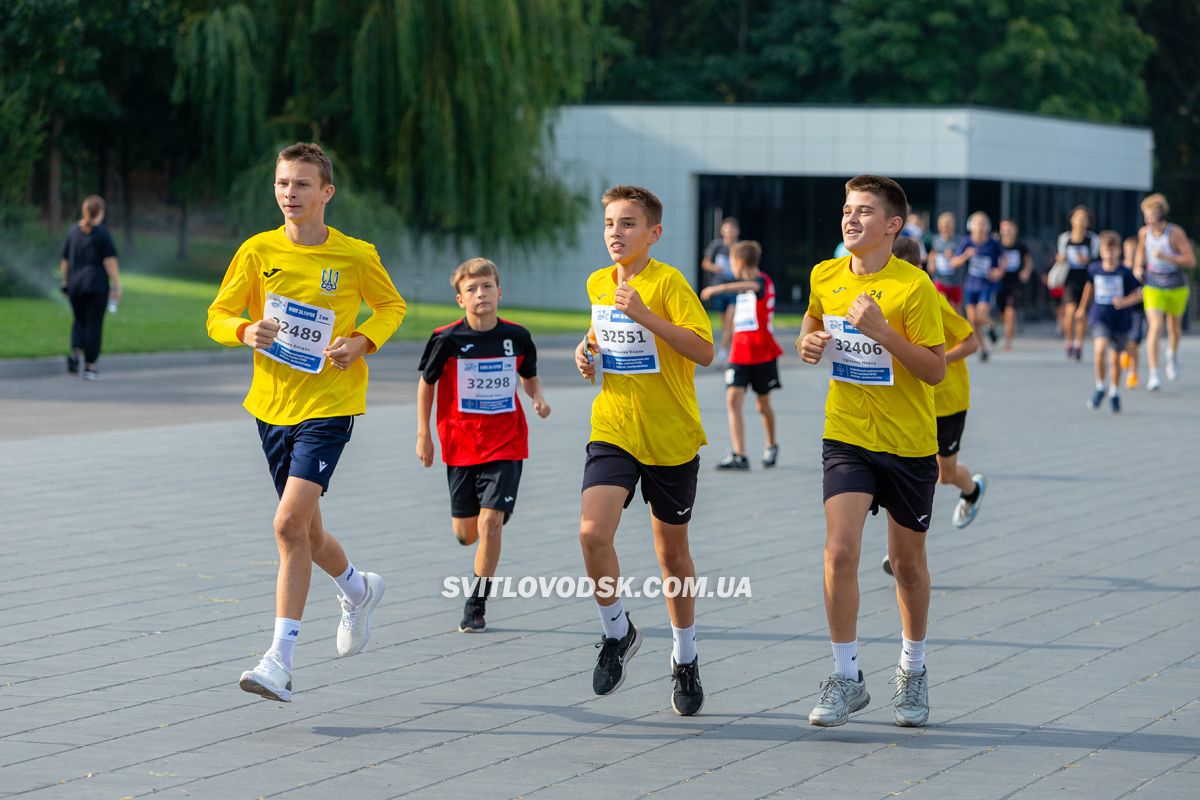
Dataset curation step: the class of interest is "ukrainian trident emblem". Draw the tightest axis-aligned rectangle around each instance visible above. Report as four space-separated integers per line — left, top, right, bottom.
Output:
321 268 340 294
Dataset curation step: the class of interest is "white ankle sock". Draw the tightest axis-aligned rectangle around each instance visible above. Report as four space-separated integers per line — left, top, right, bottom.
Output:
1095 380 1105 391
900 637 926 671
832 640 859 679
672 624 697 665
597 598 628 640
332 563 367 606
270 617 301 669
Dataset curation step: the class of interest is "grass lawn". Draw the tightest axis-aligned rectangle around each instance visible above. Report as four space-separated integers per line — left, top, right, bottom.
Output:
1 272 805 359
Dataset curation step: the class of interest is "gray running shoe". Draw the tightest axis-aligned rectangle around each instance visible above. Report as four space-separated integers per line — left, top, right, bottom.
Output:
762 444 779 468
890 664 930 727
808 670 869 727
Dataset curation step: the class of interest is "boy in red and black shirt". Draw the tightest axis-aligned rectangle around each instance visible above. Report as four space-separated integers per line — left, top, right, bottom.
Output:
416 258 551 632
700 240 784 469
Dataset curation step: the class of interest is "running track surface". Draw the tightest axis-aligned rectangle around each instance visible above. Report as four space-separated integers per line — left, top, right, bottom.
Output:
1 333 1197 799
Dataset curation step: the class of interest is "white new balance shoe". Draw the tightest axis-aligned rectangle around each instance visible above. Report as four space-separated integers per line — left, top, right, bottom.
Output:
239 651 292 702
337 571 384 656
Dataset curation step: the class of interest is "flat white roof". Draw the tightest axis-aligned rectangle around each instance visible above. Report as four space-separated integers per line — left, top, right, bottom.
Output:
554 105 1152 191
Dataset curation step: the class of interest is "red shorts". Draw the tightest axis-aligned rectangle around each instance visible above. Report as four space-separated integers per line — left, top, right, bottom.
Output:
934 282 963 307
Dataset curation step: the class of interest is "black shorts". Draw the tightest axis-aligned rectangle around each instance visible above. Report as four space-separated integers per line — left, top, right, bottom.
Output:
257 415 354 498
821 439 938 533
936 411 967 457
447 460 523 522
996 275 1025 310
725 360 781 395
1063 269 1090 306
582 442 699 524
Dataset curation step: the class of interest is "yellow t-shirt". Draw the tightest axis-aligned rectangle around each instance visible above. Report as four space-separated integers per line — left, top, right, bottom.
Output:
587 258 713 466
206 226 406 426
935 292 973 417
806 254 944 457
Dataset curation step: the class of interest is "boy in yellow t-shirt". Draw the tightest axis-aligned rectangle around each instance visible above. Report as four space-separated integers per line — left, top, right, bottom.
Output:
892 237 986 544
206 143 406 703
573 185 714 716
797 175 945 729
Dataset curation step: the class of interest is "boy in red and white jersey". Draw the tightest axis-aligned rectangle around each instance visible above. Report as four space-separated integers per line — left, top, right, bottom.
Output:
700 240 784 469
416 258 550 633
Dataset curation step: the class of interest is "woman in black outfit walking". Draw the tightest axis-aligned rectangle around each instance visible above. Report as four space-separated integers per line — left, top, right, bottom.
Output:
60 195 121 379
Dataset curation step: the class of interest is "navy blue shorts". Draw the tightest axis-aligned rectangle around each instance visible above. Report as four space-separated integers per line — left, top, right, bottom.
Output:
708 291 736 313
1128 308 1146 345
963 281 995 307
257 416 355 498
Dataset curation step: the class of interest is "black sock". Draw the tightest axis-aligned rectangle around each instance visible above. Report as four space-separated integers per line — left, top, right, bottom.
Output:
961 485 980 503
471 574 492 604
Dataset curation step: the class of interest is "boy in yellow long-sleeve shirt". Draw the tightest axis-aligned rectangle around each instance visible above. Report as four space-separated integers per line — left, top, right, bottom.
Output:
207 142 406 702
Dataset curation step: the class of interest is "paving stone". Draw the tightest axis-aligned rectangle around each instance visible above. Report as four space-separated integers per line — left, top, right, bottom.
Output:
0 334 1196 798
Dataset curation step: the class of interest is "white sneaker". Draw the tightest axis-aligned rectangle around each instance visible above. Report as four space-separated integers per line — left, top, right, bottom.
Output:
1147 372 1162 392
239 651 292 702
952 474 986 529
337 571 384 656
1166 356 1179 382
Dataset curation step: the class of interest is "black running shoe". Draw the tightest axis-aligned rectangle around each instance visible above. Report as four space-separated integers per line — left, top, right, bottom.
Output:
716 453 750 471
593 613 642 695
671 657 704 716
986 326 998 344
458 596 486 633
66 350 80 374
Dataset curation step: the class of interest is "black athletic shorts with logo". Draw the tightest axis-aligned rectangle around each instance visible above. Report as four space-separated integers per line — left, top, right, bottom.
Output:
447 460 523 523
581 442 699 524
725 359 782 395
821 439 938 532
936 411 967 457
257 415 354 498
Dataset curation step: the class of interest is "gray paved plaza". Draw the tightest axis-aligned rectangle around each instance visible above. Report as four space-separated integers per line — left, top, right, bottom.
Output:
1 332 1198 798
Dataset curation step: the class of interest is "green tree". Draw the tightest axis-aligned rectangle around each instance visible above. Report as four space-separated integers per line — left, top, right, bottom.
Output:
171 0 604 247
0 76 46 228
588 0 842 103
172 3 267 187
0 0 116 230
1132 0 1200 235
834 0 1152 123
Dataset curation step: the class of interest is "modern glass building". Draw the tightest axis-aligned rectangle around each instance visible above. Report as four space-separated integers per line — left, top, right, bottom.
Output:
401 105 1152 311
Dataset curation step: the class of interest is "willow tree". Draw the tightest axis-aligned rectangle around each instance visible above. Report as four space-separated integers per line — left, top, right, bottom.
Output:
350 0 600 246
172 0 603 248
172 3 268 187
